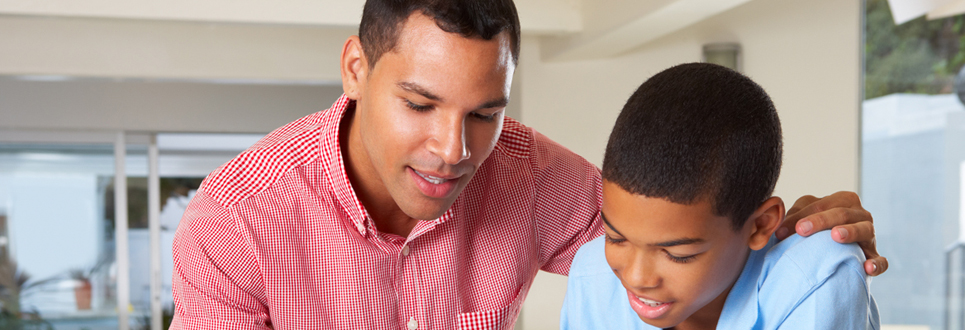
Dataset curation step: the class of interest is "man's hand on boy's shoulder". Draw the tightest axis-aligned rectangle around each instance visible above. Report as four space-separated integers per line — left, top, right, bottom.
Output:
774 191 888 277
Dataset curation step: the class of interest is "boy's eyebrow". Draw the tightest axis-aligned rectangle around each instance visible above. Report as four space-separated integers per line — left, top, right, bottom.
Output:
601 212 705 247
652 238 705 247
600 212 626 238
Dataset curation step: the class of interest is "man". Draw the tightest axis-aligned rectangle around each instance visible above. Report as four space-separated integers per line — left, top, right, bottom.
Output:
172 1 887 329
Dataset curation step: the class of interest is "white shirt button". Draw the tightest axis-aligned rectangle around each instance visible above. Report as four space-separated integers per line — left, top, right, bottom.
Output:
401 245 410 256
407 317 418 330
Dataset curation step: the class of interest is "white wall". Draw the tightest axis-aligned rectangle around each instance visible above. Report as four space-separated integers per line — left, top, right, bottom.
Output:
0 16 352 82
517 0 860 328
0 77 344 133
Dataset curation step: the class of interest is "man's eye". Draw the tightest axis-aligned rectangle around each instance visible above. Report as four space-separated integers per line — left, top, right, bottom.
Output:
664 251 697 264
471 112 497 123
406 100 432 112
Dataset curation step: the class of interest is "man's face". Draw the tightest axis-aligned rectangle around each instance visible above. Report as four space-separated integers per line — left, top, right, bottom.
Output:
601 181 753 328
348 13 514 220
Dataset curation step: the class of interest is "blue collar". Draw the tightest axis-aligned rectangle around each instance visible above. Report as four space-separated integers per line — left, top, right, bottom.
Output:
715 237 776 329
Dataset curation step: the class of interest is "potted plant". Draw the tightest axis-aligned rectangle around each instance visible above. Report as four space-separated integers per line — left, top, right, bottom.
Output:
68 257 108 311
67 269 93 311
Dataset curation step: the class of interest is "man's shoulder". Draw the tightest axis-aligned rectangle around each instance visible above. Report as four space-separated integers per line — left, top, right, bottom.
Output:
492 116 534 159
200 110 331 208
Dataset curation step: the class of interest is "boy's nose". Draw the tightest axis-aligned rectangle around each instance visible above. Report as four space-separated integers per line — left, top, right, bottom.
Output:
621 257 661 290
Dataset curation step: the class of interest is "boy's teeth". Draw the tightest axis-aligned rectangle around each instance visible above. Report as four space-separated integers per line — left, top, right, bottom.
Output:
638 297 664 307
415 170 447 184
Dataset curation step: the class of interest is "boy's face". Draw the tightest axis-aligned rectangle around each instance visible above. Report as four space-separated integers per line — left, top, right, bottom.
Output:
601 180 754 329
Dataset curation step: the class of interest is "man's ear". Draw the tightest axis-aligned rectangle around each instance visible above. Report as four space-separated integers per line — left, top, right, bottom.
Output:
745 197 786 251
341 35 368 100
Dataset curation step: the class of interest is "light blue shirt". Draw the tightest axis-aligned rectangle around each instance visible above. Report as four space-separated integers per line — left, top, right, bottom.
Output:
560 231 880 329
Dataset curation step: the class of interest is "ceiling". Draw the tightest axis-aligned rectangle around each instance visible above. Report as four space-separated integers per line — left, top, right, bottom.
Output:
0 0 757 81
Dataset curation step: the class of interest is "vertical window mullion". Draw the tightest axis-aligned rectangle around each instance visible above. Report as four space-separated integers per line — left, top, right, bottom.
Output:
114 132 130 330
149 134 162 330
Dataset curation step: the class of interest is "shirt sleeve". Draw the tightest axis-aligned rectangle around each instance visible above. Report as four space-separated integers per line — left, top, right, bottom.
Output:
776 262 879 330
170 190 272 330
530 130 605 275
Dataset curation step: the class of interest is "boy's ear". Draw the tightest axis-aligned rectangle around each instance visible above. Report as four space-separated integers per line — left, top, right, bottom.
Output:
340 35 369 100
745 197 786 251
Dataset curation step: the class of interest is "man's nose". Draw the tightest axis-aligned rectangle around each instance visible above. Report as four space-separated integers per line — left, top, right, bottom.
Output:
427 115 471 165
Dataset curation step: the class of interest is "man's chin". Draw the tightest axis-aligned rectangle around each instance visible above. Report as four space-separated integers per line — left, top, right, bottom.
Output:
399 198 457 221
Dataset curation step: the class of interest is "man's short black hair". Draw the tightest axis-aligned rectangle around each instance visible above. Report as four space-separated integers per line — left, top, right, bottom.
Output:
359 0 521 67
602 63 783 230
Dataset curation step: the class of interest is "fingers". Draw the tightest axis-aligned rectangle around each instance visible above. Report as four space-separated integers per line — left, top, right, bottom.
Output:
784 195 819 224
839 221 886 276
779 192 887 276
785 191 861 226
830 220 874 244
864 256 888 277
776 195 818 240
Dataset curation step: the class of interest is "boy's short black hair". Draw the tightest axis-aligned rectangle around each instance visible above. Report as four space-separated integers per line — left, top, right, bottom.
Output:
359 0 521 67
602 63 783 230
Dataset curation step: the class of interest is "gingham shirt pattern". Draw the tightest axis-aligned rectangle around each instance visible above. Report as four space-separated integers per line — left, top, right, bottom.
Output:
171 95 603 330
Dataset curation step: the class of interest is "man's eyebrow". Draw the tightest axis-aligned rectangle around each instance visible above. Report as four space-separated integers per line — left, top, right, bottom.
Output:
652 238 705 247
398 81 508 111
600 212 625 238
398 82 442 102
478 97 509 110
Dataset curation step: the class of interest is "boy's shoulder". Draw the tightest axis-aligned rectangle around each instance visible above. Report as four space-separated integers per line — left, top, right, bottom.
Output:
761 231 866 285
741 231 877 329
568 235 611 277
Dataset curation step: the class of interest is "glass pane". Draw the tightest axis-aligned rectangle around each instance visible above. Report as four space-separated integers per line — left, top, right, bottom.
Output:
0 144 116 329
863 1 965 329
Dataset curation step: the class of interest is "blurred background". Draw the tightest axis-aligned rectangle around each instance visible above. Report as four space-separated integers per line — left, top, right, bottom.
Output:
0 0 962 329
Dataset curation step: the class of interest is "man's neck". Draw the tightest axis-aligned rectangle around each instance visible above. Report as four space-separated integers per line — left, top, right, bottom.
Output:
339 106 420 238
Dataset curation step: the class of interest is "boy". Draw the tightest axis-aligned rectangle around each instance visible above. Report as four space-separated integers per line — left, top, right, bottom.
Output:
560 63 880 329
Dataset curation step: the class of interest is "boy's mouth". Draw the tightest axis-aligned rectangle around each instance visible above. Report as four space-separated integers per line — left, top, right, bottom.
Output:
627 290 673 320
637 296 664 307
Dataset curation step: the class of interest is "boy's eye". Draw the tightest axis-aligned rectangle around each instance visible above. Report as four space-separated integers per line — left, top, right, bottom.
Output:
604 233 627 245
406 100 433 112
664 251 697 264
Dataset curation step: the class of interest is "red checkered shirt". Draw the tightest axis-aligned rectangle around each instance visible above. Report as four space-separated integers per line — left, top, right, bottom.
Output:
171 95 603 330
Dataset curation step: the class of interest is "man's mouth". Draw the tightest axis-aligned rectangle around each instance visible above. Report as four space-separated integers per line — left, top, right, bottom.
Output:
413 169 449 184
407 167 460 199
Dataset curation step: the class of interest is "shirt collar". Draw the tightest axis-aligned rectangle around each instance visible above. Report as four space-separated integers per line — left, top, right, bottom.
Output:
715 237 776 329
319 94 458 238
319 94 371 236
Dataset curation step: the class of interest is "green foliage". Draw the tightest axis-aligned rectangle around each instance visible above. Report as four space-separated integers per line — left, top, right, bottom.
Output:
865 0 965 99
0 310 53 330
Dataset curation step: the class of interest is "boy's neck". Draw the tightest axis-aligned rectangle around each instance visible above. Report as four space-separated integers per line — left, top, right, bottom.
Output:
668 282 736 330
